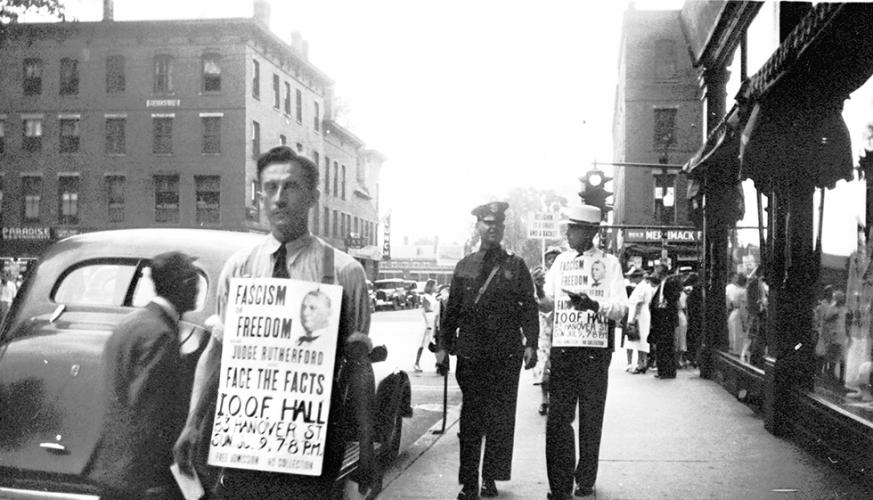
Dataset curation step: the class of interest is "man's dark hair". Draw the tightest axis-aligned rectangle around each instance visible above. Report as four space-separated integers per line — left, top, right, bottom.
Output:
256 145 320 191
151 251 197 298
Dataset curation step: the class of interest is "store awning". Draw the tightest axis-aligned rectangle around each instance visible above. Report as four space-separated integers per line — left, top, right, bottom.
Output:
683 107 741 185
739 98 854 192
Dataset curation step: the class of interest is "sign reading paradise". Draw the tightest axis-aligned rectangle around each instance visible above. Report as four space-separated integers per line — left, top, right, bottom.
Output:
528 212 560 239
208 277 343 476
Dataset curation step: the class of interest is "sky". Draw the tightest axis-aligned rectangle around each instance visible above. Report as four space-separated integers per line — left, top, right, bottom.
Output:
48 0 685 245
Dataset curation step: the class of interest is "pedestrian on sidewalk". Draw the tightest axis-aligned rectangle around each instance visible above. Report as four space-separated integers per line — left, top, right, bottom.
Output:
413 279 440 372
625 269 654 374
435 201 539 500
537 204 628 499
649 264 681 379
531 245 564 416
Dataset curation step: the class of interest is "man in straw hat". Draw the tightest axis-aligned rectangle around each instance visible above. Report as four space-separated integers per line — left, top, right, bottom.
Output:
536 203 628 499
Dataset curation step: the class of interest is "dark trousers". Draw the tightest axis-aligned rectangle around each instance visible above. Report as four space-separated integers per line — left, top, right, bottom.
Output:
651 310 676 378
546 347 611 496
455 352 522 489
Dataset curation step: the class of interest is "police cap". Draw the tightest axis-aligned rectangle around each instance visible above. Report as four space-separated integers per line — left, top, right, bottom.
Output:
471 201 509 222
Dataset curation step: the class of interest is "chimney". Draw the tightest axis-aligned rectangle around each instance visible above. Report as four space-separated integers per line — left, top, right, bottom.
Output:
253 0 271 27
301 40 309 61
291 31 303 53
103 0 114 21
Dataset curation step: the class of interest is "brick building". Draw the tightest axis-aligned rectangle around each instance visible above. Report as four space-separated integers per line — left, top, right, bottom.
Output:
611 7 702 270
0 3 383 278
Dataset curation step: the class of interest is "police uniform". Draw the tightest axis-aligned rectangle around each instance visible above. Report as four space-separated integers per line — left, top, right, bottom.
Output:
541 205 628 499
438 201 539 498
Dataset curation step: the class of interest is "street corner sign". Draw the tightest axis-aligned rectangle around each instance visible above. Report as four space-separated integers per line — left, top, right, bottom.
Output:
552 257 609 348
208 277 344 476
528 212 560 240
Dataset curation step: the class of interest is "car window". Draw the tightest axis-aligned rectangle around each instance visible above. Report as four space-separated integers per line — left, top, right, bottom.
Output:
131 266 208 310
52 260 208 310
53 263 138 306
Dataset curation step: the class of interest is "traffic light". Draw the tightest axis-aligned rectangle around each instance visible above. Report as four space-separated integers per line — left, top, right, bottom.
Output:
579 169 613 220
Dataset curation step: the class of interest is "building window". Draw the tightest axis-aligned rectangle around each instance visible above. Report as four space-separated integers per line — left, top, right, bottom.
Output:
22 117 43 152
0 118 5 154
295 143 303 153
106 55 125 93
313 202 320 235
284 82 291 114
353 216 359 235
154 175 179 223
59 117 80 154
653 108 677 149
295 88 302 123
313 101 320 131
312 151 319 170
202 116 221 154
332 161 339 197
332 209 338 238
106 175 125 222
252 121 260 157
202 53 221 92
252 59 260 99
59 58 79 95
22 176 41 222
654 39 678 80
58 175 79 225
23 58 43 95
653 173 676 225
279 134 287 146
323 207 330 235
247 179 259 222
324 156 330 196
272 73 280 109
105 117 126 155
152 116 173 154
0 177 4 226
153 54 173 93
341 164 347 200
195 175 220 225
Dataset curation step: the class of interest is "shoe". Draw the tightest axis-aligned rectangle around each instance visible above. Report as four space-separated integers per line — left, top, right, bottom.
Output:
413 364 422 373
574 485 594 497
458 487 479 500
630 366 647 374
538 403 549 416
480 479 498 497
547 493 571 500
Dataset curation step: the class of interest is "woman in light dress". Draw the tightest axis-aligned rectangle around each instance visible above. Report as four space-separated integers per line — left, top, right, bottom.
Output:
413 279 440 372
626 273 658 374
726 273 749 355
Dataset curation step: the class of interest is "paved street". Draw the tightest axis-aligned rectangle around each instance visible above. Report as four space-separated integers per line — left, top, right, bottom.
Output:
370 308 463 456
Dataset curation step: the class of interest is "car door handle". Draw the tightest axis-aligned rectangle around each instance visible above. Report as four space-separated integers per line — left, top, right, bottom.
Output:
39 442 70 455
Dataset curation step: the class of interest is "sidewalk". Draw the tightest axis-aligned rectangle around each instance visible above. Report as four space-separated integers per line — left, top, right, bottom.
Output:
378 352 872 500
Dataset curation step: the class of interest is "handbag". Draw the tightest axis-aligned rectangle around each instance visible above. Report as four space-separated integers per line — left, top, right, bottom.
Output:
625 322 640 341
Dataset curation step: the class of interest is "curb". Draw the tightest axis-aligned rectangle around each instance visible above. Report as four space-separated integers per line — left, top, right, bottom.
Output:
379 404 462 493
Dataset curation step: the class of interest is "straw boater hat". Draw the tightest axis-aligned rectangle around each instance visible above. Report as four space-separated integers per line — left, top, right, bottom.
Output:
562 204 602 226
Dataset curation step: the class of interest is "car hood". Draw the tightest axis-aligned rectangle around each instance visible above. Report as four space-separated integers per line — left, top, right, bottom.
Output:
0 311 120 478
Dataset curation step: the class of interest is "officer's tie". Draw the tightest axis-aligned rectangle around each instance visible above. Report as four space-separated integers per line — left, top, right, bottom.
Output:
273 243 290 279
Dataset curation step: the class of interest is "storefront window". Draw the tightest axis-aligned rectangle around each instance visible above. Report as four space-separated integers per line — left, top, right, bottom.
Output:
727 184 770 369
809 74 873 423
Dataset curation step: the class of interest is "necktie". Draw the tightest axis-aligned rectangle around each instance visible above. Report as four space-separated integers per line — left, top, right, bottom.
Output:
273 244 290 279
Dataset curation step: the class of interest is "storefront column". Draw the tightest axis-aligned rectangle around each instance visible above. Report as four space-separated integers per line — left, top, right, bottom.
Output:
698 67 728 379
764 177 815 435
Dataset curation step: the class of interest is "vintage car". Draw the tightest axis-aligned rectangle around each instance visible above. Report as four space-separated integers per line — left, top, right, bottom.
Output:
0 228 411 499
373 279 409 310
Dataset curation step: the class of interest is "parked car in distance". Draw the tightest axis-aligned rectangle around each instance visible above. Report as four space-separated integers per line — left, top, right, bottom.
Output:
367 279 377 313
0 228 411 499
373 279 410 310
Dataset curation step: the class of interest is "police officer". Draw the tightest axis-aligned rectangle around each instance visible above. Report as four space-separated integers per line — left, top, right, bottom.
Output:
537 204 628 499
436 201 539 500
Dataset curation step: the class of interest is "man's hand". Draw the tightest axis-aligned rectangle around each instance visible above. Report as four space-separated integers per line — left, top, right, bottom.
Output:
173 424 198 476
568 291 600 313
435 348 449 376
523 346 537 369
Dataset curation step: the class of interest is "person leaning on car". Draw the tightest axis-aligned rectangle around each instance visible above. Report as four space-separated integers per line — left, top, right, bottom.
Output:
87 251 200 500
173 145 374 499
